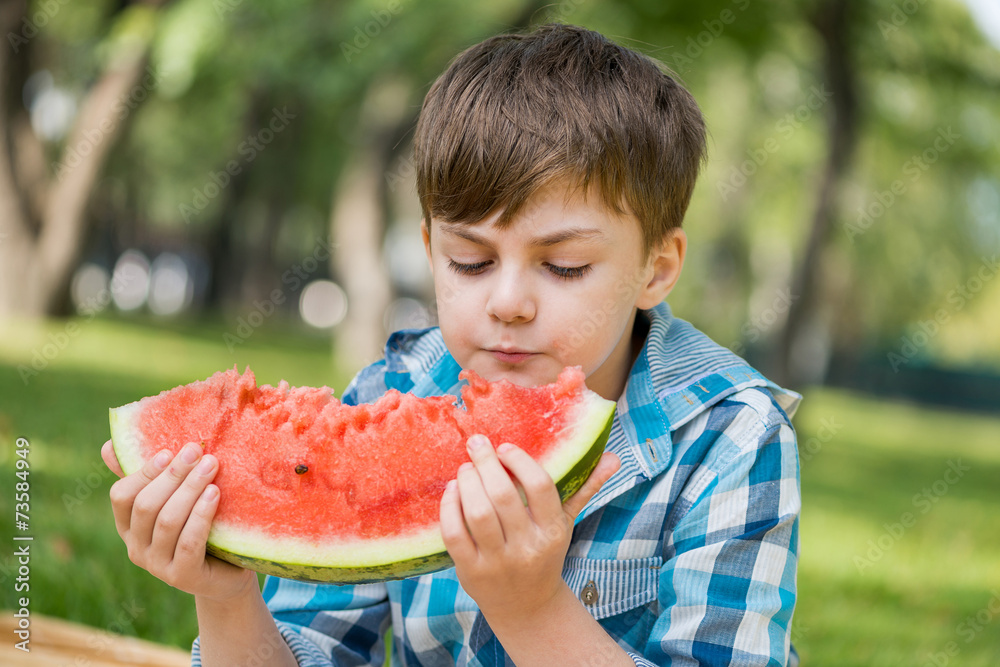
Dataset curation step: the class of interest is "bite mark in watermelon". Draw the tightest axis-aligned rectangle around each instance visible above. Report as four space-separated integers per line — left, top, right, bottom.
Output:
109 366 616 583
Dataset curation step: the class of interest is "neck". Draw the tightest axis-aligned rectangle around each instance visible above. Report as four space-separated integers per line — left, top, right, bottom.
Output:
586 308 649 402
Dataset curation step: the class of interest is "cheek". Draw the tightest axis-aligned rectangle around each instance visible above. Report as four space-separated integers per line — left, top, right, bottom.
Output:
548 288 627 356
432 272 479 341
432 274 458 317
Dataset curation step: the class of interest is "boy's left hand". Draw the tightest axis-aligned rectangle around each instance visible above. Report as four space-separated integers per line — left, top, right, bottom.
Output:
440 434 620 621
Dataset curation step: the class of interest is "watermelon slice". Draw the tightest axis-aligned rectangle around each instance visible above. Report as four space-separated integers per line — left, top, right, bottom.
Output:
109 366 615 584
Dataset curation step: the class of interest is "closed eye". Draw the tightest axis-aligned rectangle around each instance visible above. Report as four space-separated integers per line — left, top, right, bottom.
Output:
447 259 491 275
447 259 591 280
546 263 591 280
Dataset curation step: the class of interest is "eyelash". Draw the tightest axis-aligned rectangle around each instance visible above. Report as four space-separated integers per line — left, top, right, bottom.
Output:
547 264 592 280
447 259 491 276
447 259 592 280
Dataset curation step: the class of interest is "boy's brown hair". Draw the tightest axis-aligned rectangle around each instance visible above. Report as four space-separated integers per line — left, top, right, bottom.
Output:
414 23 708 256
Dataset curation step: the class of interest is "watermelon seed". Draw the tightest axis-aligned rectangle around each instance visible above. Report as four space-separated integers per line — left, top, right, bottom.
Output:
295 464 309 474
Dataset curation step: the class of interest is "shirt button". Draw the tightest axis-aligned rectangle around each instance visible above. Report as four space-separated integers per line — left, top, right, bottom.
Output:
581 581 599 606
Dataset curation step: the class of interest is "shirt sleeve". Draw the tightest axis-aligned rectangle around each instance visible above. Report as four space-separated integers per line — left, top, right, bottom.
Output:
641 404 801 665
189 578 391 667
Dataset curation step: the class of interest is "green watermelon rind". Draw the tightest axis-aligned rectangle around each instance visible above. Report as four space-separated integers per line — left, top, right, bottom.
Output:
108 384 616 584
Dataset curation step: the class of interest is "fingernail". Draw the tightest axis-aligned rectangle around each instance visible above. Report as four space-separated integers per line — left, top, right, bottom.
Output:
445 479 457 494
458 462 474 473
196 456 214 474
181 443 199 464
467 434 488 451
497 442 515 454
202 485 218 501
153 450 171 469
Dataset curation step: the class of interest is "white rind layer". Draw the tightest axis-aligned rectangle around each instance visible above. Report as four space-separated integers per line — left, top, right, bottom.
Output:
209 521 446 568
109 401 148 476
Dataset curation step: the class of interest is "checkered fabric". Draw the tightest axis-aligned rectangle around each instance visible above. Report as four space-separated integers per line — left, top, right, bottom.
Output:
192 302 802 666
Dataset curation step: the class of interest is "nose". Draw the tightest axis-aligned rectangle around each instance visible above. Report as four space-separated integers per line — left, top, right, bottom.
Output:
485 267 535 323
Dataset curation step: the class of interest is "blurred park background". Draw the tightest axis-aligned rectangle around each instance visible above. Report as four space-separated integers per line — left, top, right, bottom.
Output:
0 0 998 664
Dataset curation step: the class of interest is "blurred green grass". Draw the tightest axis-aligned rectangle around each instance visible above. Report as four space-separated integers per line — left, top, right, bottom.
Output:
1 315 998 664
792 389 1000 665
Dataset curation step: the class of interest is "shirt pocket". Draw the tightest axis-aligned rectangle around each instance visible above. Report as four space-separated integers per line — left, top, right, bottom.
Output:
561 556 662 621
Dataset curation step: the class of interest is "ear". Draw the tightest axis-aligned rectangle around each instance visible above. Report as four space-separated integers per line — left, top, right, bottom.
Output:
635 229 686 310
421 218 434 276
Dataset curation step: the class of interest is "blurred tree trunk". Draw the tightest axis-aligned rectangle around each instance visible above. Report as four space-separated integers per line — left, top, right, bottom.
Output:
330 78 412 377
773 0 859 388
0 0 166 323
203 89 271 309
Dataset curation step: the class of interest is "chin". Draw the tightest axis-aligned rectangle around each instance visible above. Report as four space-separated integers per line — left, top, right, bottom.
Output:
495 365 563 388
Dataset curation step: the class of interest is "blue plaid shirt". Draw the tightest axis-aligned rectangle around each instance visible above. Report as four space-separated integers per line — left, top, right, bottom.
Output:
192 302 802 666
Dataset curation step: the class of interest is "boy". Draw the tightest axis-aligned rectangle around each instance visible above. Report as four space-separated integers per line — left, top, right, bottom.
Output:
103 23 802 666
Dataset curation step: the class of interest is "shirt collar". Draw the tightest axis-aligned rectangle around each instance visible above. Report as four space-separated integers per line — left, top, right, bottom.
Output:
615 302 800 478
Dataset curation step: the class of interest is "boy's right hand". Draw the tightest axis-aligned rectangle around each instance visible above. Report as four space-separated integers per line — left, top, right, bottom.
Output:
102 440 258 603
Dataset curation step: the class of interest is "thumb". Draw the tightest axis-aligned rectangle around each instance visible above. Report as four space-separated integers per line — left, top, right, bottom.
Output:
102 439 125 478
562 452 620 520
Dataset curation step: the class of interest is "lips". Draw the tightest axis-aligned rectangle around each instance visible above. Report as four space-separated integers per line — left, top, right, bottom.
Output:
487 348 536 364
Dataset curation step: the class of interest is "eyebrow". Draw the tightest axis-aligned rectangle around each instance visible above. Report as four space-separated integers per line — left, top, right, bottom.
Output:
439 224 605 248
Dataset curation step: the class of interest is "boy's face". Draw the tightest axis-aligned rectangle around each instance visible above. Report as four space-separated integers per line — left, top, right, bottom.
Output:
422 180 685 401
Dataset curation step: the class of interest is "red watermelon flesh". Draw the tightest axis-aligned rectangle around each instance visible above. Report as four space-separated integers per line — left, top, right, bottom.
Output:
109 366 616 583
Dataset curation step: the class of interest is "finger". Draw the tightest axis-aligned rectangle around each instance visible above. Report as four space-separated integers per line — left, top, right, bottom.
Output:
495 443 563 522
455 461 505 551
172 482 221 572
102 440 125 478
109 447 173 538
465 435 531 538
439 479 477 562
127 443 206 550
561 452 621 520
150 454 219 565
